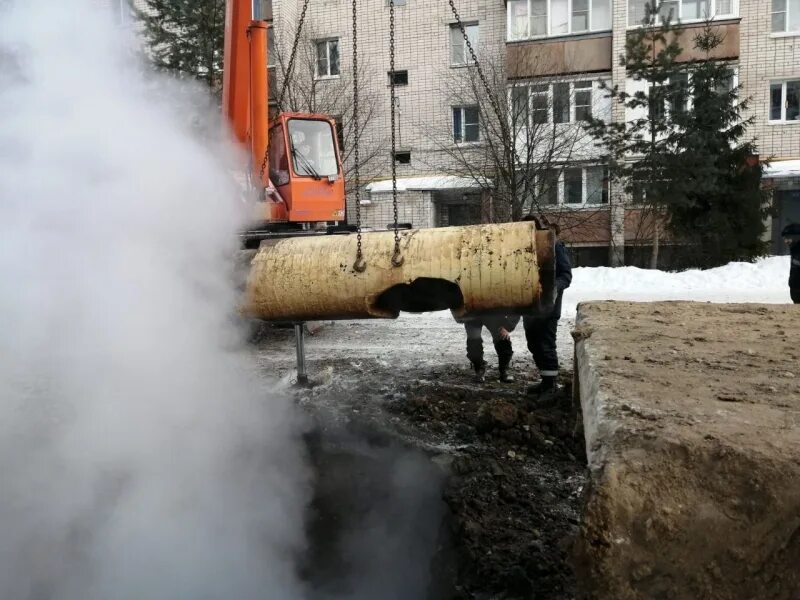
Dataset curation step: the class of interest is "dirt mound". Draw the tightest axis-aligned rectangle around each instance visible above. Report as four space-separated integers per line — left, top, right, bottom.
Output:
574 302 800 599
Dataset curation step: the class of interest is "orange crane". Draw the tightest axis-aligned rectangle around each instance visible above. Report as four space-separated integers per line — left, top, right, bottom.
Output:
224 0 557 385
223 0 346 237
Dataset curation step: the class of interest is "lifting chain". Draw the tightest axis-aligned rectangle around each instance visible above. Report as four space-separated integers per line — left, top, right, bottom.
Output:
352 0 366 272
257 0 310 190
277 0 310 112
388 0 404 267
448 0 517 173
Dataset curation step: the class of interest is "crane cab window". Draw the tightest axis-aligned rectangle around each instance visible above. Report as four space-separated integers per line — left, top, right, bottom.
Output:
287 119 339 179
269 124 290 186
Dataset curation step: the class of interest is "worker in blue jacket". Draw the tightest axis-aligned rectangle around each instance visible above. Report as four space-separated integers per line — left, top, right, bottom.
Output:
522 216 572 403
783 223 800 304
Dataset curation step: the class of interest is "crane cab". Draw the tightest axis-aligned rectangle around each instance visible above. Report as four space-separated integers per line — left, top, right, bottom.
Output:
267 112 346 224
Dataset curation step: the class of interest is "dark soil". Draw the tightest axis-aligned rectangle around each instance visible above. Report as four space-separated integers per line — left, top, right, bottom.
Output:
387 371 586 600
251 320 587 599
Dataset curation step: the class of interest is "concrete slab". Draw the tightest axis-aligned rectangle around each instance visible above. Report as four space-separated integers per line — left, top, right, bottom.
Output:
572 301 800 600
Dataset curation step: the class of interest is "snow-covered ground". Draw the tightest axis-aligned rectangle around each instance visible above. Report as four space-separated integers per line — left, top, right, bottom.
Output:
561 255 792 318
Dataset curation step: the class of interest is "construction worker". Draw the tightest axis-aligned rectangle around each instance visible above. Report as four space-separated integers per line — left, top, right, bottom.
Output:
522 216 572 404
783 223 800 304
461 314 521 383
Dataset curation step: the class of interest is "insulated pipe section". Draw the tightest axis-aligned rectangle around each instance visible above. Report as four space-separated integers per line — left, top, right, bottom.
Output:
242 222 556 322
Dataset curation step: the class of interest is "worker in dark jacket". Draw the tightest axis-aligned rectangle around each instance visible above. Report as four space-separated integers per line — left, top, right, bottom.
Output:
522 217 572 402
461 314 521 383
783 223 800 303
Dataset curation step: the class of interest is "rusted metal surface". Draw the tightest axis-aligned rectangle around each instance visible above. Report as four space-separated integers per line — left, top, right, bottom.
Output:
242 222 556 322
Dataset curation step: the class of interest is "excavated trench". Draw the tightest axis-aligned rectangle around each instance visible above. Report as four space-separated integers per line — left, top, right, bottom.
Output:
299 424 457 600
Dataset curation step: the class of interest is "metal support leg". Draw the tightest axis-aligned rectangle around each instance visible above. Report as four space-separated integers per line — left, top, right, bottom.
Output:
294 323 309 386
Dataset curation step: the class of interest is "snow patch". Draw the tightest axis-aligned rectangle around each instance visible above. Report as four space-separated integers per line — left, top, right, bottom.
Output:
366 175 490 194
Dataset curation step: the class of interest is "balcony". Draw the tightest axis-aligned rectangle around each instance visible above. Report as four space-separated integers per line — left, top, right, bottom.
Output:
507 34 613 79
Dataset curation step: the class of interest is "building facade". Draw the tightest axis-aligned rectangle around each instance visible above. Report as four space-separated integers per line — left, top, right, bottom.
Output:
114 0 798 264
268 0 799 265
270 0 508 230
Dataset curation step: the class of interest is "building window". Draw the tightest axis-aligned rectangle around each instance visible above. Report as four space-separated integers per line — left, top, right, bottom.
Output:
531 84 550 124
772 0 800 33
389 0 408 6
770 80 800 123
315 39 340 78
564 168 583 204
668 72 690 115
512 79 606 125
511 86 530 123
525 166 608 206
539 170 560 205
393 150 411 164
450 22 479 65
628 0 735 26
453 106 480 143
507 0 611 41
574 81 593 120
553 82 571 123
585 166 609 204
388 70 409 85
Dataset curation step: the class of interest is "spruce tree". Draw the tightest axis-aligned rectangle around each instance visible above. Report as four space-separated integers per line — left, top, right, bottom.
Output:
585 1 685 268
136 0 226 94
666 22 768 266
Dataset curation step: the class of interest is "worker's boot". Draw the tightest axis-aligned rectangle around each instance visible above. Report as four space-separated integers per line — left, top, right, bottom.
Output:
495 340 514 383
527 376 558 406
471 360 487 383
467 339 485 382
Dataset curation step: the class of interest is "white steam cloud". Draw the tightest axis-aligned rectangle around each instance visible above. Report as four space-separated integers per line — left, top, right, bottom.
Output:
0 1 310 598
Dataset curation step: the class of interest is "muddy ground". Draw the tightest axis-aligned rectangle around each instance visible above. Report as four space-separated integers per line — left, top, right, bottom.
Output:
251 314 586 599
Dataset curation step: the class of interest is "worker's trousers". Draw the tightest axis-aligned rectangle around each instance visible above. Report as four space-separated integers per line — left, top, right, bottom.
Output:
792 288 799 304
523 315 559 378
464 318 515 367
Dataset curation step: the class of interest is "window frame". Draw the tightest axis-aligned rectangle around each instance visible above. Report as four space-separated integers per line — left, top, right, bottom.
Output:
627 0 737 28
771 0 800 34
507 0 612 42
388 70 409 86
509 78 608 126
453 105 481 144
521 165 609 210
450 22 480 66
768 79 800 124
314 38 340 79
642 67 738 121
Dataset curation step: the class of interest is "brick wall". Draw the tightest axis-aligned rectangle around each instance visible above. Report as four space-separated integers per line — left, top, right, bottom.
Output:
356 190 436 229
273 0 507 180
739 0 800 160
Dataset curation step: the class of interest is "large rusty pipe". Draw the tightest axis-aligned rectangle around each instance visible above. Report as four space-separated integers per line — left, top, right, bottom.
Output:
242 222 556 322
248 21 269 185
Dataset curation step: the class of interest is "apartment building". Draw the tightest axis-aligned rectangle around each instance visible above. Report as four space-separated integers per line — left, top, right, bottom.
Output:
271 0 508 229
268 0 797 265
111 0 797 264
741 0 800 254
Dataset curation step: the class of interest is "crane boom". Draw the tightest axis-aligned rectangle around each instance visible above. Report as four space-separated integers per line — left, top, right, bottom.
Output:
223 0 346 230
